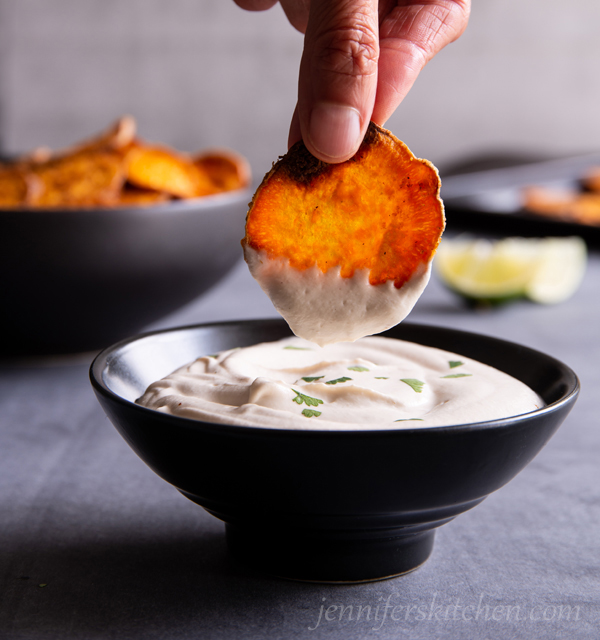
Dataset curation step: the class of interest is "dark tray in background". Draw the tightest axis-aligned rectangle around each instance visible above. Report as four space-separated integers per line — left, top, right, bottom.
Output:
439 152 600 244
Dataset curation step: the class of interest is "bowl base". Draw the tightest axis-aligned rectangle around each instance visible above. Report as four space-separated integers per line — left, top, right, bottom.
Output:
225 523 436 583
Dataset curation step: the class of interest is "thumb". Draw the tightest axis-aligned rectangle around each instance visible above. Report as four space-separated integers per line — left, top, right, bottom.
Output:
295 0 379 163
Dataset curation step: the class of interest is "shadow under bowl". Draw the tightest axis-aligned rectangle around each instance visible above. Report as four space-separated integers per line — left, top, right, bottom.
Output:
1 190 250 357
90 319 579 582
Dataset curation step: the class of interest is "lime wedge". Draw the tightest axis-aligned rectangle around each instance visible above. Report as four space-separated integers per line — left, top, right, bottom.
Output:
434 236 586 305
525 237 587 303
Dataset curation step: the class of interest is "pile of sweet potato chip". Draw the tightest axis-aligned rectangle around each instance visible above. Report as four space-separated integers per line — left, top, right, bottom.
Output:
0 116 250 208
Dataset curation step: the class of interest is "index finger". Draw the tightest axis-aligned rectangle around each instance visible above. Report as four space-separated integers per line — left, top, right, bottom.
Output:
296 0 380 163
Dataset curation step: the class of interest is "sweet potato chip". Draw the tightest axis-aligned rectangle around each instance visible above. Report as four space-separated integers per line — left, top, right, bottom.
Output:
194 149 251 192
569 193 600 225
522 186 575 219
24 146 53 165
74 115 137 154
523 186 600 226
31 149 125 207
0 165 40 207
243 122 444 288
117 185 170 206
125 144 216 199
583 167 600 193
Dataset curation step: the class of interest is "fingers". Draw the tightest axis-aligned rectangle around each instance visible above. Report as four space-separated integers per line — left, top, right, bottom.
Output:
288 104 302 150
238 0 470 161
233 0 279 11
296 0 380 163
279 0 311 33
372 0 470 124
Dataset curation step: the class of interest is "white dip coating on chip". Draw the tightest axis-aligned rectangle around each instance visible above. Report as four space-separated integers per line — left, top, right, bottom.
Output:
243 243 432 346
137 336 543 431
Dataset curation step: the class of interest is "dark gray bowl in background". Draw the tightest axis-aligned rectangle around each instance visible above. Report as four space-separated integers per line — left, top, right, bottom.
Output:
1 189 250 356
91 320 579 583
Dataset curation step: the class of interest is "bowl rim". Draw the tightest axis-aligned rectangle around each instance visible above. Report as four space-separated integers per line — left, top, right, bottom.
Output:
0 186 252 216
90 319 580 437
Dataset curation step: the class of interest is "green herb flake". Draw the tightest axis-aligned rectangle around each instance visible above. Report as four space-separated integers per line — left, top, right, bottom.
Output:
394 418 424 422
284 346 313 351
302 409 322 418
38 583 47 588
449 360 464 369
400 378 425 393
292 389 324 407
325 376 352 385
301 376 324 383
348 365 369 372
207 354 218 359
441 373 473 379
375 377 389 379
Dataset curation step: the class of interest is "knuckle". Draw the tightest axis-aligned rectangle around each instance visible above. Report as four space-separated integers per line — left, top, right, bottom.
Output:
313 22 379 79
421 3 466 47
381 1 470 63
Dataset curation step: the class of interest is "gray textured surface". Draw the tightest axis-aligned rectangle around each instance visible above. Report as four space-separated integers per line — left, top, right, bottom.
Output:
1 250 599 639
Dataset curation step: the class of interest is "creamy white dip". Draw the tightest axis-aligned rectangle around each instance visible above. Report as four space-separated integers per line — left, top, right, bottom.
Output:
137 336 543 430
243 243 431 347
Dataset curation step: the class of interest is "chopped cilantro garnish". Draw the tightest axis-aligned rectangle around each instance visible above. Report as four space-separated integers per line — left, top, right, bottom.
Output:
394 418 424 422
325 376 352 385
292 390 324 407
284 346 312 351
449 360 464 369
348 365 369 372
441 373 472 379
301 376 324 382
400 378 425 393
302 409 322 418
374 377 389 379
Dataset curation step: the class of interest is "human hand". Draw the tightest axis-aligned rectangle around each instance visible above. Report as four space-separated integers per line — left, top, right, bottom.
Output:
234 0 470 163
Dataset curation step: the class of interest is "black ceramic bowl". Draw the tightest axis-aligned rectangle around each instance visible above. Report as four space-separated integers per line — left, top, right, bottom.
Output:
90 319 579 582
1 190 250 356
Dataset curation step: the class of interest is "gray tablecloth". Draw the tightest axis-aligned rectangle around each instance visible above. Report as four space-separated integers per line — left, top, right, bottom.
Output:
1 253 599 639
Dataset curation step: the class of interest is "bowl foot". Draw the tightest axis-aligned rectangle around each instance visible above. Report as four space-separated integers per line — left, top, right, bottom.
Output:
225 524 435 583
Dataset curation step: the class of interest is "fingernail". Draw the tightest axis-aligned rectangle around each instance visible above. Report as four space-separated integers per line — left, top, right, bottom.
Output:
308 103 361 161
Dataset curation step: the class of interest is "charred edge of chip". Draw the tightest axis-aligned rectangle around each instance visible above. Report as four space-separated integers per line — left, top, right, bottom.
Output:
361 121 381 148
277 121 384 185
280 143 330 185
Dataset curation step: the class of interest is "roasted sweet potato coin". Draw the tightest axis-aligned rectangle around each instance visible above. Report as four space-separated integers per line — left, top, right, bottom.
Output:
569 193 600 225
0 165 41 207
243 122 444 289
117 185 170 206
523 186 600 226
23 146 53 165
522 186 575 220
30 149 125 207
583 167 600 193
194 149 251 193
73 115 137 154
125 144 216 199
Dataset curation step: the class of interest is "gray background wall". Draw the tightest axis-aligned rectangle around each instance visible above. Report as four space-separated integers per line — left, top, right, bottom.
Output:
1 0 599 178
